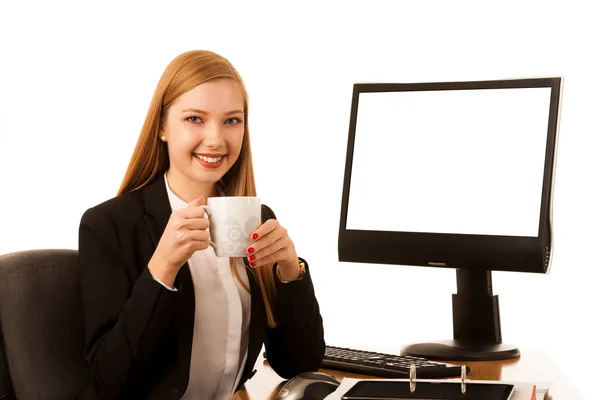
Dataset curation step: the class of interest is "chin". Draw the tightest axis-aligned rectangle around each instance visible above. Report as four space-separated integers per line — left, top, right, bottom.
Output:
190 169 226 184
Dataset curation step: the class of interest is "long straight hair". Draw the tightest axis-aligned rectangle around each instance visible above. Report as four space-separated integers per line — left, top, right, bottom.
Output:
117 50 277 327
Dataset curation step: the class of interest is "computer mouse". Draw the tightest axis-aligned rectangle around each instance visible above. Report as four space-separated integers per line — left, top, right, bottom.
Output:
276 371 341 400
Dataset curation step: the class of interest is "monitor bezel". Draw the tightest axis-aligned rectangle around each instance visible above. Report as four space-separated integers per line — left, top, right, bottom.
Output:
338 77 562 274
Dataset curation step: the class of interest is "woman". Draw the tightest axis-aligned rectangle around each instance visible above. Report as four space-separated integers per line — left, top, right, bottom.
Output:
77 50 325 399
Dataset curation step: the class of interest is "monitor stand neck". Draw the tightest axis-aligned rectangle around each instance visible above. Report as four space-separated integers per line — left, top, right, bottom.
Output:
401 269 520 361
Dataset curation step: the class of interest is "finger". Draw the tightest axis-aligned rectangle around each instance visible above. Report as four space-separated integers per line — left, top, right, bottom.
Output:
187 195 206 207
250 247 290 268
177 218 209 231
177 205 210 220
250 237 288 266
177 228 210 244
246 224 286 255
185 238 211 253
188 229 210 243
249 219 279 242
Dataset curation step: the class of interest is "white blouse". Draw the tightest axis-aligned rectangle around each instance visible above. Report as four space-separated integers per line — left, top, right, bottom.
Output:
152 175 251 399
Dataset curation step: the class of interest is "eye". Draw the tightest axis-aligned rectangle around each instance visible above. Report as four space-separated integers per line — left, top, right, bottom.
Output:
225 117 243 125
186 116 203 124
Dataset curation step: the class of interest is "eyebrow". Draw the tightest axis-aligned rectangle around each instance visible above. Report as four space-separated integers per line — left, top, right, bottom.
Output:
181 108 244 116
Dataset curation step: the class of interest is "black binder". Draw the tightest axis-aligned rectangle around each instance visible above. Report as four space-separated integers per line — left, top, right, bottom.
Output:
341 380 515 400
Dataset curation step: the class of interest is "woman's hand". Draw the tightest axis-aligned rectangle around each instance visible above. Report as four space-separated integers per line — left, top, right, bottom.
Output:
247 219 300 281
148 196 210 287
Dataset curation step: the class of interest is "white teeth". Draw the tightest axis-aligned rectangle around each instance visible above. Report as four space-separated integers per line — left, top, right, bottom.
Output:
195 154 223 163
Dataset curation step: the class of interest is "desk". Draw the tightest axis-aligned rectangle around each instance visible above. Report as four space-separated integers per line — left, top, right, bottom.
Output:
233 350 583 399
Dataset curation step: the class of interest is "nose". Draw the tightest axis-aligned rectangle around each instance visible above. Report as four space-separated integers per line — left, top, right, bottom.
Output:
202 121 226 148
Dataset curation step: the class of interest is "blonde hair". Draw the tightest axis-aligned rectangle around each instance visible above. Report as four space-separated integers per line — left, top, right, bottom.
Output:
118 50 278 327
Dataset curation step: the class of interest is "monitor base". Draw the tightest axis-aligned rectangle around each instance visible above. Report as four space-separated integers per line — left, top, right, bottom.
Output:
401 340 520 361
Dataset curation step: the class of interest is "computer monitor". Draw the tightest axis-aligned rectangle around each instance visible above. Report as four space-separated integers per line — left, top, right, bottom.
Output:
338 77 563 361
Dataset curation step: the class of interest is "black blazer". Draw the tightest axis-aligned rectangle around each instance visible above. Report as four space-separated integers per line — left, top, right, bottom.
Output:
77 176 325 399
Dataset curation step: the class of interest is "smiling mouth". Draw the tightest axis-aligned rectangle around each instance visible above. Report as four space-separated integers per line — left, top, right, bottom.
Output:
194 154 224 164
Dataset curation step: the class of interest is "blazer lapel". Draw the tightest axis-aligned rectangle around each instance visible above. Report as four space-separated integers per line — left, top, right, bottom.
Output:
238 204 275 386
238 265 267 389
142 176 196 376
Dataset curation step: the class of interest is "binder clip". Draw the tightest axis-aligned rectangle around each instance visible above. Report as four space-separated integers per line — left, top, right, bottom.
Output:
461 364 467 394
409 363 468 394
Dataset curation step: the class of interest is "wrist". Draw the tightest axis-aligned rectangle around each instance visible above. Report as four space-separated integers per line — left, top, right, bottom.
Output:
276 258 306 283
148 258 177 289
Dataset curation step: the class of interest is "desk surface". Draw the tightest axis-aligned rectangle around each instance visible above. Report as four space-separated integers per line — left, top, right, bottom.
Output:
233 349 582 400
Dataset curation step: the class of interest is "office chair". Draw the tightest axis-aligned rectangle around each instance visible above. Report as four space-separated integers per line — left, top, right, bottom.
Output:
0 249 89 399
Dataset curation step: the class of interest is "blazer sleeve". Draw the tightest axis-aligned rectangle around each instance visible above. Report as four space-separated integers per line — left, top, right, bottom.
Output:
261 205 326 378
78 206 178 399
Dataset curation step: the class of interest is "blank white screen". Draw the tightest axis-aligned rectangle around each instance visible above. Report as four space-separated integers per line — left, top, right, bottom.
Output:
346 86 552 237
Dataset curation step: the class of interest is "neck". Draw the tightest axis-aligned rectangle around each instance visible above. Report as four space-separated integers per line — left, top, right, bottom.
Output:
165 169 219 203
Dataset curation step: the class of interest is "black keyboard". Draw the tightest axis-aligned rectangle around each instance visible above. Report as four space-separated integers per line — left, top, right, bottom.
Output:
321 345 467 379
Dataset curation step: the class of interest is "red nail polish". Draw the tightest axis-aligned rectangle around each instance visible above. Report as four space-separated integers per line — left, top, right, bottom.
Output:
252 233 259 240
250 262 257 267
249 254 256 261
247 247 254 254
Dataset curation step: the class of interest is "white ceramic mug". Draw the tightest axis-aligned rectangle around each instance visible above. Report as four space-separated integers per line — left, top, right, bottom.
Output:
202 196 261 257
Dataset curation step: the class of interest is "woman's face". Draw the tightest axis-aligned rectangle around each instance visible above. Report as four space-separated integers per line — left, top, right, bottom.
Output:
161 79 245 194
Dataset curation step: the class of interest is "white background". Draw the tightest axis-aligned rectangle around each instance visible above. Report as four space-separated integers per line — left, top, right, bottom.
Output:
0 1 598 399
347 88 550 236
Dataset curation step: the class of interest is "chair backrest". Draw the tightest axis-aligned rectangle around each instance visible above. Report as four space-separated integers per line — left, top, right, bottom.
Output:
0 249 89 400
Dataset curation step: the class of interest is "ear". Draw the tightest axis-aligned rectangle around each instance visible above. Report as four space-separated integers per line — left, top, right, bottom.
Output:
159 123 167 141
